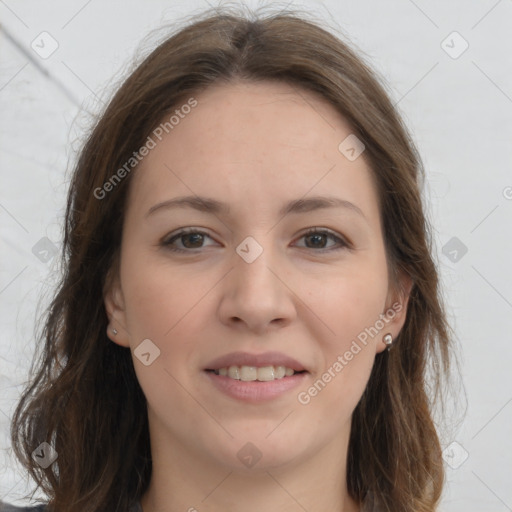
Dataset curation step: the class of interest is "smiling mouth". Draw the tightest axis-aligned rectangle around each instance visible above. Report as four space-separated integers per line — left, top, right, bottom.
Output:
205 365 307 382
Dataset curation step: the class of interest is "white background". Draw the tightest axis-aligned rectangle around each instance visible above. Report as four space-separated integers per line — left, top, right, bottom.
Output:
1 0 511 510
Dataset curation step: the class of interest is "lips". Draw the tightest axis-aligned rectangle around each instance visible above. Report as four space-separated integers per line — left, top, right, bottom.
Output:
204 351 308 373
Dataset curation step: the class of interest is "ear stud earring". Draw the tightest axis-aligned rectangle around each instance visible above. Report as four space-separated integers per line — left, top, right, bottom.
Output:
112 328 118 335
383 333 393 351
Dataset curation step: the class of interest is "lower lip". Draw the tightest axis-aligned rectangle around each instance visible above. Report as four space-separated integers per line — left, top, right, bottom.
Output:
204 370 308 403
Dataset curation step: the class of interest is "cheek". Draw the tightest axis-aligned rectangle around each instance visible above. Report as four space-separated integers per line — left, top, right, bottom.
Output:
120 253 204 418
119 249 216 391
298 262 389 346
293 262 387 403
120 249 209 341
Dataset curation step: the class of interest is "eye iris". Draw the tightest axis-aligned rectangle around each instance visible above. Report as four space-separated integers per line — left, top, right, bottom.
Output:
306 233 326 248
182 233 204 248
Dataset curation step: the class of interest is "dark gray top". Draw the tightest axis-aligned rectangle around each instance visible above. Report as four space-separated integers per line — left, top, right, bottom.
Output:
1 492 381 511
0 506 46 512
0 501 142 512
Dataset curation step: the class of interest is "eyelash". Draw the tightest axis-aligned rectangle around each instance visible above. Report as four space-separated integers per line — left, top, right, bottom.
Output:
161 227 350 254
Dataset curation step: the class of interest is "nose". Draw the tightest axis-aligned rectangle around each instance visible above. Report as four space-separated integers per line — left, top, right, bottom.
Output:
217 244 297 335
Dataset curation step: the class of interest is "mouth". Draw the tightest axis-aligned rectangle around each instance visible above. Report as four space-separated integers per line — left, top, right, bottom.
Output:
203 368 309 403
202 351 310 402
205 365 308 382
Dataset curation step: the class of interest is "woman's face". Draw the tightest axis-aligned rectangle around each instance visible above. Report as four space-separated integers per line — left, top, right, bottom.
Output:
105 80 411 473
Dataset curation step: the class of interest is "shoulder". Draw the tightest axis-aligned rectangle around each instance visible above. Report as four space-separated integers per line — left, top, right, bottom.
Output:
0 502 48 512
0 500 142 512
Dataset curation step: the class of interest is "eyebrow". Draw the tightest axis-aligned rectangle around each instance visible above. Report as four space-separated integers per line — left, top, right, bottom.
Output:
146 195 367 221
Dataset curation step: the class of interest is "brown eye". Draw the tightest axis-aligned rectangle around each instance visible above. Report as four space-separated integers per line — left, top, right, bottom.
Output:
178 232 205 249
162 229 216 252
304 232 329 249
295 229 349 251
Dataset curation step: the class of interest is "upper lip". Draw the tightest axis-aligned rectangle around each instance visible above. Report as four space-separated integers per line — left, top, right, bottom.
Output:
204 351 308 372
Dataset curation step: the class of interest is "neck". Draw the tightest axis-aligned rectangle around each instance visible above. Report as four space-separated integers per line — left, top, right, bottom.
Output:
140 412 361 512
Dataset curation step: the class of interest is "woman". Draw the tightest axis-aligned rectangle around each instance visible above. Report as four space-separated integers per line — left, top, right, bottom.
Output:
3 5 457 512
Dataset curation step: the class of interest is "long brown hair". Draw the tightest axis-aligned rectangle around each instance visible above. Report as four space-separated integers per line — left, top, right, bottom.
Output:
10 4 461 511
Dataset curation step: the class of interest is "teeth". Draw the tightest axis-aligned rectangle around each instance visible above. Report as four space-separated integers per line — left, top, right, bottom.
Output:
275 366 286 379
227 366 240 379
213 365 299 381
256 366 274 381
240 366 258 381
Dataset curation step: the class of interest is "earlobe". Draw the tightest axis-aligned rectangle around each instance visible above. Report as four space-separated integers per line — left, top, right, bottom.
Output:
376 272 414 354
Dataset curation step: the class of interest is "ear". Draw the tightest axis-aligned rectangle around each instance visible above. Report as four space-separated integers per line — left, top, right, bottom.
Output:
375 270 414 354
103 262 130 348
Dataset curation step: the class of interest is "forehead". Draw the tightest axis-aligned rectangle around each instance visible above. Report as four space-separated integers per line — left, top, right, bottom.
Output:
126 80 381 229
152 79 355 166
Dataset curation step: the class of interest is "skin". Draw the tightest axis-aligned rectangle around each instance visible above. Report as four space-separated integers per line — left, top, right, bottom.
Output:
104 80 412 512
